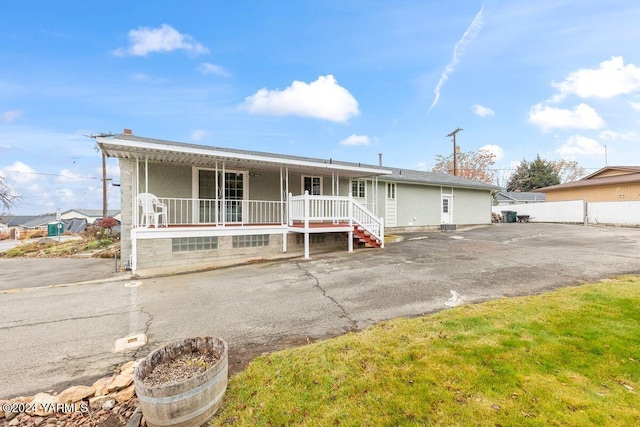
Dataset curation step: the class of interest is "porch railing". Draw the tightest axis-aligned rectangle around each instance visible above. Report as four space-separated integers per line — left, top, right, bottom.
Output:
136 198 286 227
288 192 384 245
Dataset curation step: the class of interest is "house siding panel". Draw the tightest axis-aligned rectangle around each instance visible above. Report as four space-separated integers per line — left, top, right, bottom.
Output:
394 184 440 227
545 183 640 202
453 188 493 224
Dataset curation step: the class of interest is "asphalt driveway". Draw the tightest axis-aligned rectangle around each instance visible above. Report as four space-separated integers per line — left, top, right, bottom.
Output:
1 223 640 398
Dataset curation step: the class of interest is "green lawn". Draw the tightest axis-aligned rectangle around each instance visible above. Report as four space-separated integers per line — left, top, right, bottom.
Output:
211 276 640 426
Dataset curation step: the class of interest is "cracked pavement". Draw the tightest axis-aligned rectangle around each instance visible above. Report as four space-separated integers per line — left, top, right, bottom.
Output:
1 223 640 398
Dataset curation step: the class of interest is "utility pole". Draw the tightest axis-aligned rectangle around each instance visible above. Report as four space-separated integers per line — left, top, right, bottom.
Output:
85 132 115 220
446 127 463 176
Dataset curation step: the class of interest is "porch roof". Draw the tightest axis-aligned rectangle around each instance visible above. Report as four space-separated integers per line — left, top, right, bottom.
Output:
97 134 392 179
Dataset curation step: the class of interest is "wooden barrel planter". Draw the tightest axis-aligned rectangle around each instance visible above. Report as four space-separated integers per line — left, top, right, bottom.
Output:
133 337 228 427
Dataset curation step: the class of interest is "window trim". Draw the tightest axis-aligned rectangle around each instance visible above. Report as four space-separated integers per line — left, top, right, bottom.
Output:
301 175 323 195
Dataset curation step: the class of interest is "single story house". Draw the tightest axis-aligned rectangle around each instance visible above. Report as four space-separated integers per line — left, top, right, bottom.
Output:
97 132 499 275
61 209 122 223
533 166 640 202
495 191 546 206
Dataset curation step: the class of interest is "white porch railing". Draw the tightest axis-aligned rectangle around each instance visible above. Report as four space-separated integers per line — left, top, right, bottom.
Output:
135 198 286 227
288 192 384 245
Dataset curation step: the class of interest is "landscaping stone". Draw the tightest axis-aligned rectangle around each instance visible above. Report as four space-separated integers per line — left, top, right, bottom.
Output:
115 385 135 405
57 386 96 404
0 360 145 427
29 393 59 416
90 377 110 396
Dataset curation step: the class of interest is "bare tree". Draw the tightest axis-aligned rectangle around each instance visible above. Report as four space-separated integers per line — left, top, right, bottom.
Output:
0 176 20 210
433 149 497 184
550 159 586 183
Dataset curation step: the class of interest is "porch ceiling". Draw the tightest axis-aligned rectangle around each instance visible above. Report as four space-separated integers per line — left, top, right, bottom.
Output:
97 136 390 179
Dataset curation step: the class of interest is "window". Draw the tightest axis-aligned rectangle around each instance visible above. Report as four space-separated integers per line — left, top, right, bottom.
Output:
442 198 449 214
172 236 218 252
387 183 396 199
351 180 366 198
302 176 322 195
232 234 270 248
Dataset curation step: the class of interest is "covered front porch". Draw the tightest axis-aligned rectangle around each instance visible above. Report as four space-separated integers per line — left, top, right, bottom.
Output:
97 133 390 273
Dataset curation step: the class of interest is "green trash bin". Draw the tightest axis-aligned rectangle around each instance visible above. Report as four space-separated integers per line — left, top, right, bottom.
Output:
501 211 517 223
47 222 63 236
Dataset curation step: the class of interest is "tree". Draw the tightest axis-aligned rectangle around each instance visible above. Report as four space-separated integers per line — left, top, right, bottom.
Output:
550 159 586 183
507 155 560 191
96 217 119 235
0 176 20 211
433 148 497 184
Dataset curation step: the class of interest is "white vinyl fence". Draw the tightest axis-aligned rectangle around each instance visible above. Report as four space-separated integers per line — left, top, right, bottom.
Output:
493 200 640 226
493 200 585 223
587 201 640 226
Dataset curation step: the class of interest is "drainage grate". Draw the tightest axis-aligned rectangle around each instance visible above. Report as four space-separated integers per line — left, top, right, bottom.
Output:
440 224 457 232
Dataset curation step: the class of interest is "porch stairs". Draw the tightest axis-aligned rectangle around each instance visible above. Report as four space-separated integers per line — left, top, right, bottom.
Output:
353 224 382 248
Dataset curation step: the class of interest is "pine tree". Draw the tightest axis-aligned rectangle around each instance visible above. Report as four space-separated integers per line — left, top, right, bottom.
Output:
507 155 560 191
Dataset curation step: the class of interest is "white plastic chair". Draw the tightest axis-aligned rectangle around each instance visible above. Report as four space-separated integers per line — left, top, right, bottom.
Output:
137 193 168 228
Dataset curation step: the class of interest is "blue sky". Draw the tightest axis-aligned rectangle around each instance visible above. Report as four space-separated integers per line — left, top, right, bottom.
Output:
1 1 640 214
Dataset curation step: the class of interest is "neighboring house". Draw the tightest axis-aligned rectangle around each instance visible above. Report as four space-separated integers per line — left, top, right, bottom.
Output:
496 191 546 206
533 166 640 202
61 209 122 223
97 132 499 275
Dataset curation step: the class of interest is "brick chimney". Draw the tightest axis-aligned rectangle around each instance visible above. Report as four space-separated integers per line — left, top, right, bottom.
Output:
123 129 132 135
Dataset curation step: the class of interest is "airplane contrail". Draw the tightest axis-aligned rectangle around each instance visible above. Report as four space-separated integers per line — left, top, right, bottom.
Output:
430 5 485 111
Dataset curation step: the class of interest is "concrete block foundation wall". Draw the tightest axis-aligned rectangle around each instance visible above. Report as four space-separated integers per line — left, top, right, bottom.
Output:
134 232 350 275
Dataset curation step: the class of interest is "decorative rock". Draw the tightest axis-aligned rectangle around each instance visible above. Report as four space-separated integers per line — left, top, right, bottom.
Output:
102 399 117 410
57 385 96 403
92 377 111 396
89 394 116 409
107 371 134 393
33 416 45 426
8 416 20 425
4 410 17 422
115 384 136 404
29 393 59 416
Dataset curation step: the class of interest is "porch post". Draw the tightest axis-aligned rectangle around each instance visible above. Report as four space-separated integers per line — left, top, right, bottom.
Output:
215 162 219 226
134 157 139 228
144 156 148 194
304 190 310 259
348 192 353 253
221 162 225 226
281 166 287 253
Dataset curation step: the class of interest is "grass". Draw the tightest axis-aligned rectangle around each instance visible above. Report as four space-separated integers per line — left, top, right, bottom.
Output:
211 276 640 426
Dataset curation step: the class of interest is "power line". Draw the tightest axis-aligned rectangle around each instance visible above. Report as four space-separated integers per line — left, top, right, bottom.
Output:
2 170 101 180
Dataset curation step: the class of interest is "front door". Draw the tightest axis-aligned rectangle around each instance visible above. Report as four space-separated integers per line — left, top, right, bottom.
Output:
197 169 246 223
441 195 453 224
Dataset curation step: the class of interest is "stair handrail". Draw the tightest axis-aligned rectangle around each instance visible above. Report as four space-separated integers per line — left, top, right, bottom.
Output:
350 193 384 248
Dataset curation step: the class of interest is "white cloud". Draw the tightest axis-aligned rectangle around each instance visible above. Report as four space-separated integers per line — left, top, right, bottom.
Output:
599 130 636 141
198 62 230 77
113 24 209 57
551 57 640 101
479 144 504 160
1 110 23 123
242 75 360 122
472 104 495 117
528 103 605 131
430 5 484 111
340 134 370 147
191 129 207 141
0 161 39 184
630 101 640 111
556 135 605 157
